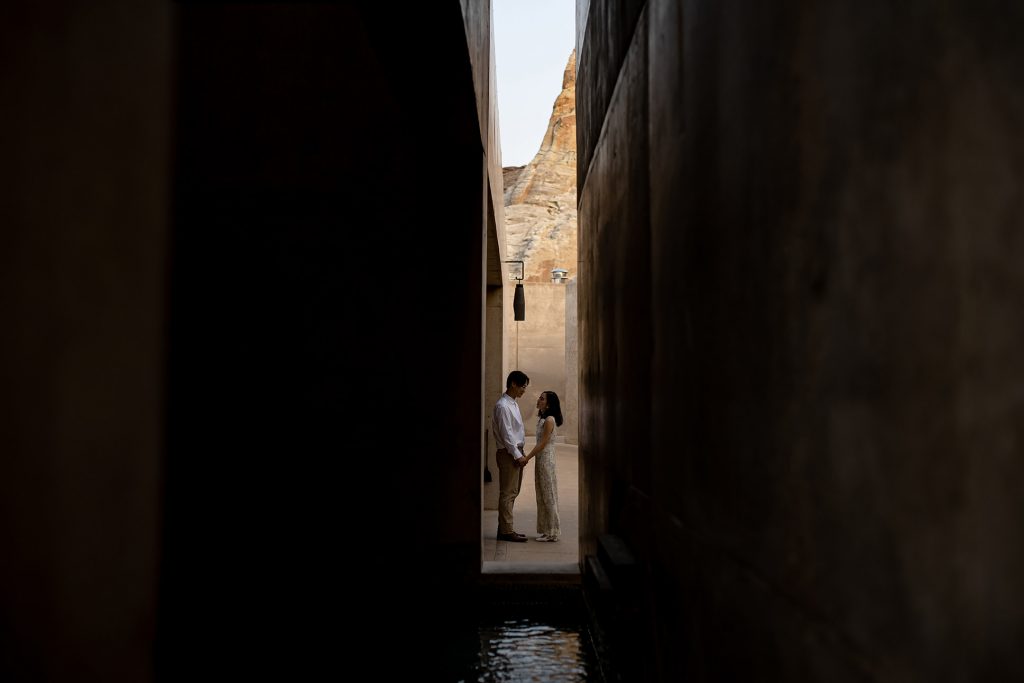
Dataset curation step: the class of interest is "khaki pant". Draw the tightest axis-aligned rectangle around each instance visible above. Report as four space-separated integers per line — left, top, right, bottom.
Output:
495 447 524 534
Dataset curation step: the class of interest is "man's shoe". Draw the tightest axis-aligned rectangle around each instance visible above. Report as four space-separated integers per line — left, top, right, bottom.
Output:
497 532 528 543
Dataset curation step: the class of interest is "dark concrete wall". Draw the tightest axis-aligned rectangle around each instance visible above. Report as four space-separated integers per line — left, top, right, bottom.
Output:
578 1 1024 681
0 4 171 681
1 2 498 680
161 2 496 678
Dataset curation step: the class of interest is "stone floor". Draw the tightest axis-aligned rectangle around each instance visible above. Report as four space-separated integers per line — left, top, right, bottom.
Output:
482 442 579 568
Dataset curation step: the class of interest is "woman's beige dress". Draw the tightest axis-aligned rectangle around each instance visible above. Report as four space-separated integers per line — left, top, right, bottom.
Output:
534 416 561 540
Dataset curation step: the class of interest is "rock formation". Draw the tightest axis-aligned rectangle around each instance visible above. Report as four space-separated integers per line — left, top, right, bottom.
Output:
503 50 576 283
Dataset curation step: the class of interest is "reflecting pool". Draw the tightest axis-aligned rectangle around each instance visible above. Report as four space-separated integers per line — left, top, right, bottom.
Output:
463 616 597 682
440 585 604 682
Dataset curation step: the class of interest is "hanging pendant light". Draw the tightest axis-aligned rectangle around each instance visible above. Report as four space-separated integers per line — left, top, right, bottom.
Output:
505 259 526 321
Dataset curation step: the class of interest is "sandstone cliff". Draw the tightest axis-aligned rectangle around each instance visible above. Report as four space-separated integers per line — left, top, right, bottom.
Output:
503 50 576 283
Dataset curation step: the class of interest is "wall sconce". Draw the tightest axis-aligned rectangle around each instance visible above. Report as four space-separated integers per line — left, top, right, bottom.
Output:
551 268 569 283
505 260 526 321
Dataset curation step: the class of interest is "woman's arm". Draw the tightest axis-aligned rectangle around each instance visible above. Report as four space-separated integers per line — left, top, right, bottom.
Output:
524 417 555 461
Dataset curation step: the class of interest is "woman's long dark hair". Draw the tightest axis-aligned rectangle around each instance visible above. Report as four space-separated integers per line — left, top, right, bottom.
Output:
538 391 564 427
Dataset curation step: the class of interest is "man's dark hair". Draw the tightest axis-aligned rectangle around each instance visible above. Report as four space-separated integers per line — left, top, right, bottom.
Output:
506 370 529 390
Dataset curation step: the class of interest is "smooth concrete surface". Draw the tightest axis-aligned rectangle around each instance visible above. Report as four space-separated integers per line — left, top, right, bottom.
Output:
502 282 579 443
0 4 171 680
483 442 580 567
578 0 1024 680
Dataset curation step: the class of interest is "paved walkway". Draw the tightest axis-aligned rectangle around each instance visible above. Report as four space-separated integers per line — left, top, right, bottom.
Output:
483 442 579 569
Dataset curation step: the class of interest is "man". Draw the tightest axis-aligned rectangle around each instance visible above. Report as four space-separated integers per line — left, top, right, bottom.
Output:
491 370 530 542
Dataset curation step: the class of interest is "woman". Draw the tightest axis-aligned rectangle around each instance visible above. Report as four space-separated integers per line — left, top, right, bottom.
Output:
522 391 563 542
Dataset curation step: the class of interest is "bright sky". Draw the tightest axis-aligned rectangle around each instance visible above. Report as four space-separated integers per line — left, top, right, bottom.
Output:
493 0 576 168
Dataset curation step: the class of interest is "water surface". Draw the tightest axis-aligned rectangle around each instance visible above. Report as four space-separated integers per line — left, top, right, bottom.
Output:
464 616 597 682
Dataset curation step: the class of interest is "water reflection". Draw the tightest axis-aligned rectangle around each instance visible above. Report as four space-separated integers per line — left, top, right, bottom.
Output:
466 617 594 682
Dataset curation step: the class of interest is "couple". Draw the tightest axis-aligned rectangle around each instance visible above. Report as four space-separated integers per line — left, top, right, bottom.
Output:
491 370 563 543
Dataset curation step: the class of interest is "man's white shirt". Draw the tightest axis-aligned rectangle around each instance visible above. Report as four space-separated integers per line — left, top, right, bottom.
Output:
491 393 525 461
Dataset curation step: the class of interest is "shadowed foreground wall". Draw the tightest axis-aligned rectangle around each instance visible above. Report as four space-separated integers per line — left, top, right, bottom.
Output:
0 2 499 680
0 4 170 680
160 3 498 678
577 1 1024 681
